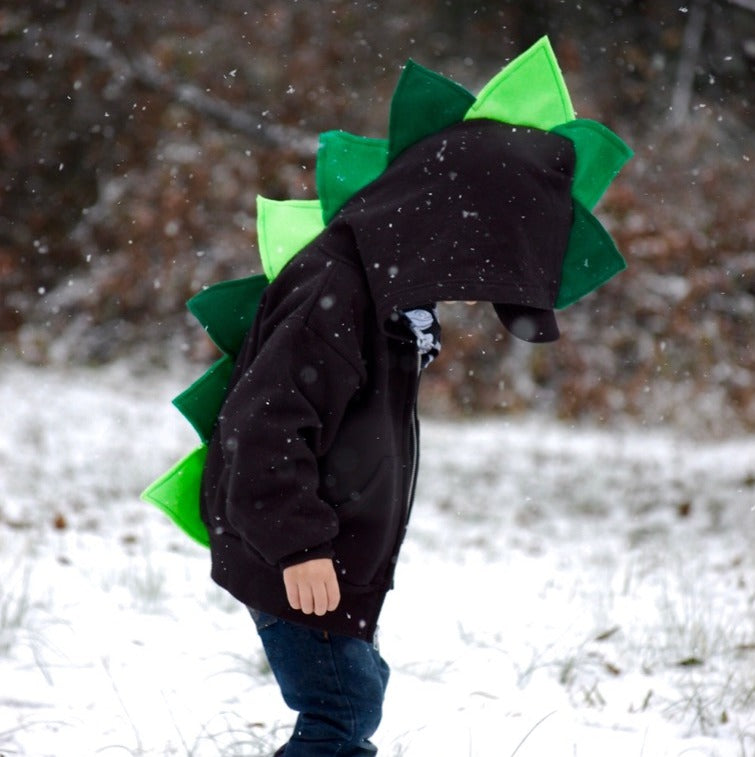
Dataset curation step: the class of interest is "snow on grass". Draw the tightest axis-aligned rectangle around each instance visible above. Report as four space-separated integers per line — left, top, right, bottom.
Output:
1 360 754 756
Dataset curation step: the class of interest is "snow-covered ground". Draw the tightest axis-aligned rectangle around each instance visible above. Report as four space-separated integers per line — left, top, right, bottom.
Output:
1 360 754 757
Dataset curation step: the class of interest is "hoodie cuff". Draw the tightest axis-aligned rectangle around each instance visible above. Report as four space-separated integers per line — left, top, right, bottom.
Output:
278 542 335 570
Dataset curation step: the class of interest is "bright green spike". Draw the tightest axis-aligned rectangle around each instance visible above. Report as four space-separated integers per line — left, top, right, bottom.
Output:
388 59 476 163
140 445 210 548
551 119 633 210
465 36 575 130
556 199 626 309
316 131 389 224
257 197 325 281
187 274 267 356
172 355 234 443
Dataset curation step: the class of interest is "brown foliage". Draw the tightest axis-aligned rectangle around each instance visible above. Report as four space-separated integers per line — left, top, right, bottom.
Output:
1 1 753 430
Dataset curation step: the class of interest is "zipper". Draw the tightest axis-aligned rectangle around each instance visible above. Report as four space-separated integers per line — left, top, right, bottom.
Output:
382 352 422 592
404 353 422 525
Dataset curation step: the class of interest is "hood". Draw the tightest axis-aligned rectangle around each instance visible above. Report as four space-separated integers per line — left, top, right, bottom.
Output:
328 118 576 342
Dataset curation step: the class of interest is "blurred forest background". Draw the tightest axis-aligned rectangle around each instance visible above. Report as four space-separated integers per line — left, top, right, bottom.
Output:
1 0 753 432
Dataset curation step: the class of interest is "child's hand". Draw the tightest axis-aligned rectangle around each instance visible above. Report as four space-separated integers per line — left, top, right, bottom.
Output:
282 558 341 616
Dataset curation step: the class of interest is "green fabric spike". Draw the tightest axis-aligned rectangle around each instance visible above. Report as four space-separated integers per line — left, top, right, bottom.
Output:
187 274 267 357
172 355 234 443
551 119 633 210
465 36 575 130
140 446 210 548
388 59 476 163
316 131 389 224
257 197 325 281
556 199 626 309
143 36 632 549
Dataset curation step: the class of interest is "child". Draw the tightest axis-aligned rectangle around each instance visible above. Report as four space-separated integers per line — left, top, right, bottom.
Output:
199 117 577 755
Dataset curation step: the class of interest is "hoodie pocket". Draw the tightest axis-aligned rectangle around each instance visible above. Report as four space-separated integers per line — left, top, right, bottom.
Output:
330 456 404 588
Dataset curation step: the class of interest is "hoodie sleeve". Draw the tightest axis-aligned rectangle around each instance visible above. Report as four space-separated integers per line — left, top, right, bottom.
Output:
215 316 365 569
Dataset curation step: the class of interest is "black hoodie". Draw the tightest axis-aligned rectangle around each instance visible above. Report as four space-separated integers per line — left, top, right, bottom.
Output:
200 119 576 640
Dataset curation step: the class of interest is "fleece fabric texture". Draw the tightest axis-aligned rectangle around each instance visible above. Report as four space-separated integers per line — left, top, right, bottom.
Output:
336 118 576 342
200 119 577 640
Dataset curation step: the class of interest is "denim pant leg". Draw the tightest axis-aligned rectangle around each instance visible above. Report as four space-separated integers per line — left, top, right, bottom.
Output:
251 610 389 757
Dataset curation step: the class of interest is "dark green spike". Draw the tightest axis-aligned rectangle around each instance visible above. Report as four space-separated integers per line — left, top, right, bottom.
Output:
140 445 210 548
556 200 627 309
551 119 633 210
316 131 389 224
187 274 267 357
388 59 476 163
172 355 234 443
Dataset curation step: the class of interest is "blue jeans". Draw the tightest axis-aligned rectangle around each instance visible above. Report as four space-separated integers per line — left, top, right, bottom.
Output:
250 610 390 757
